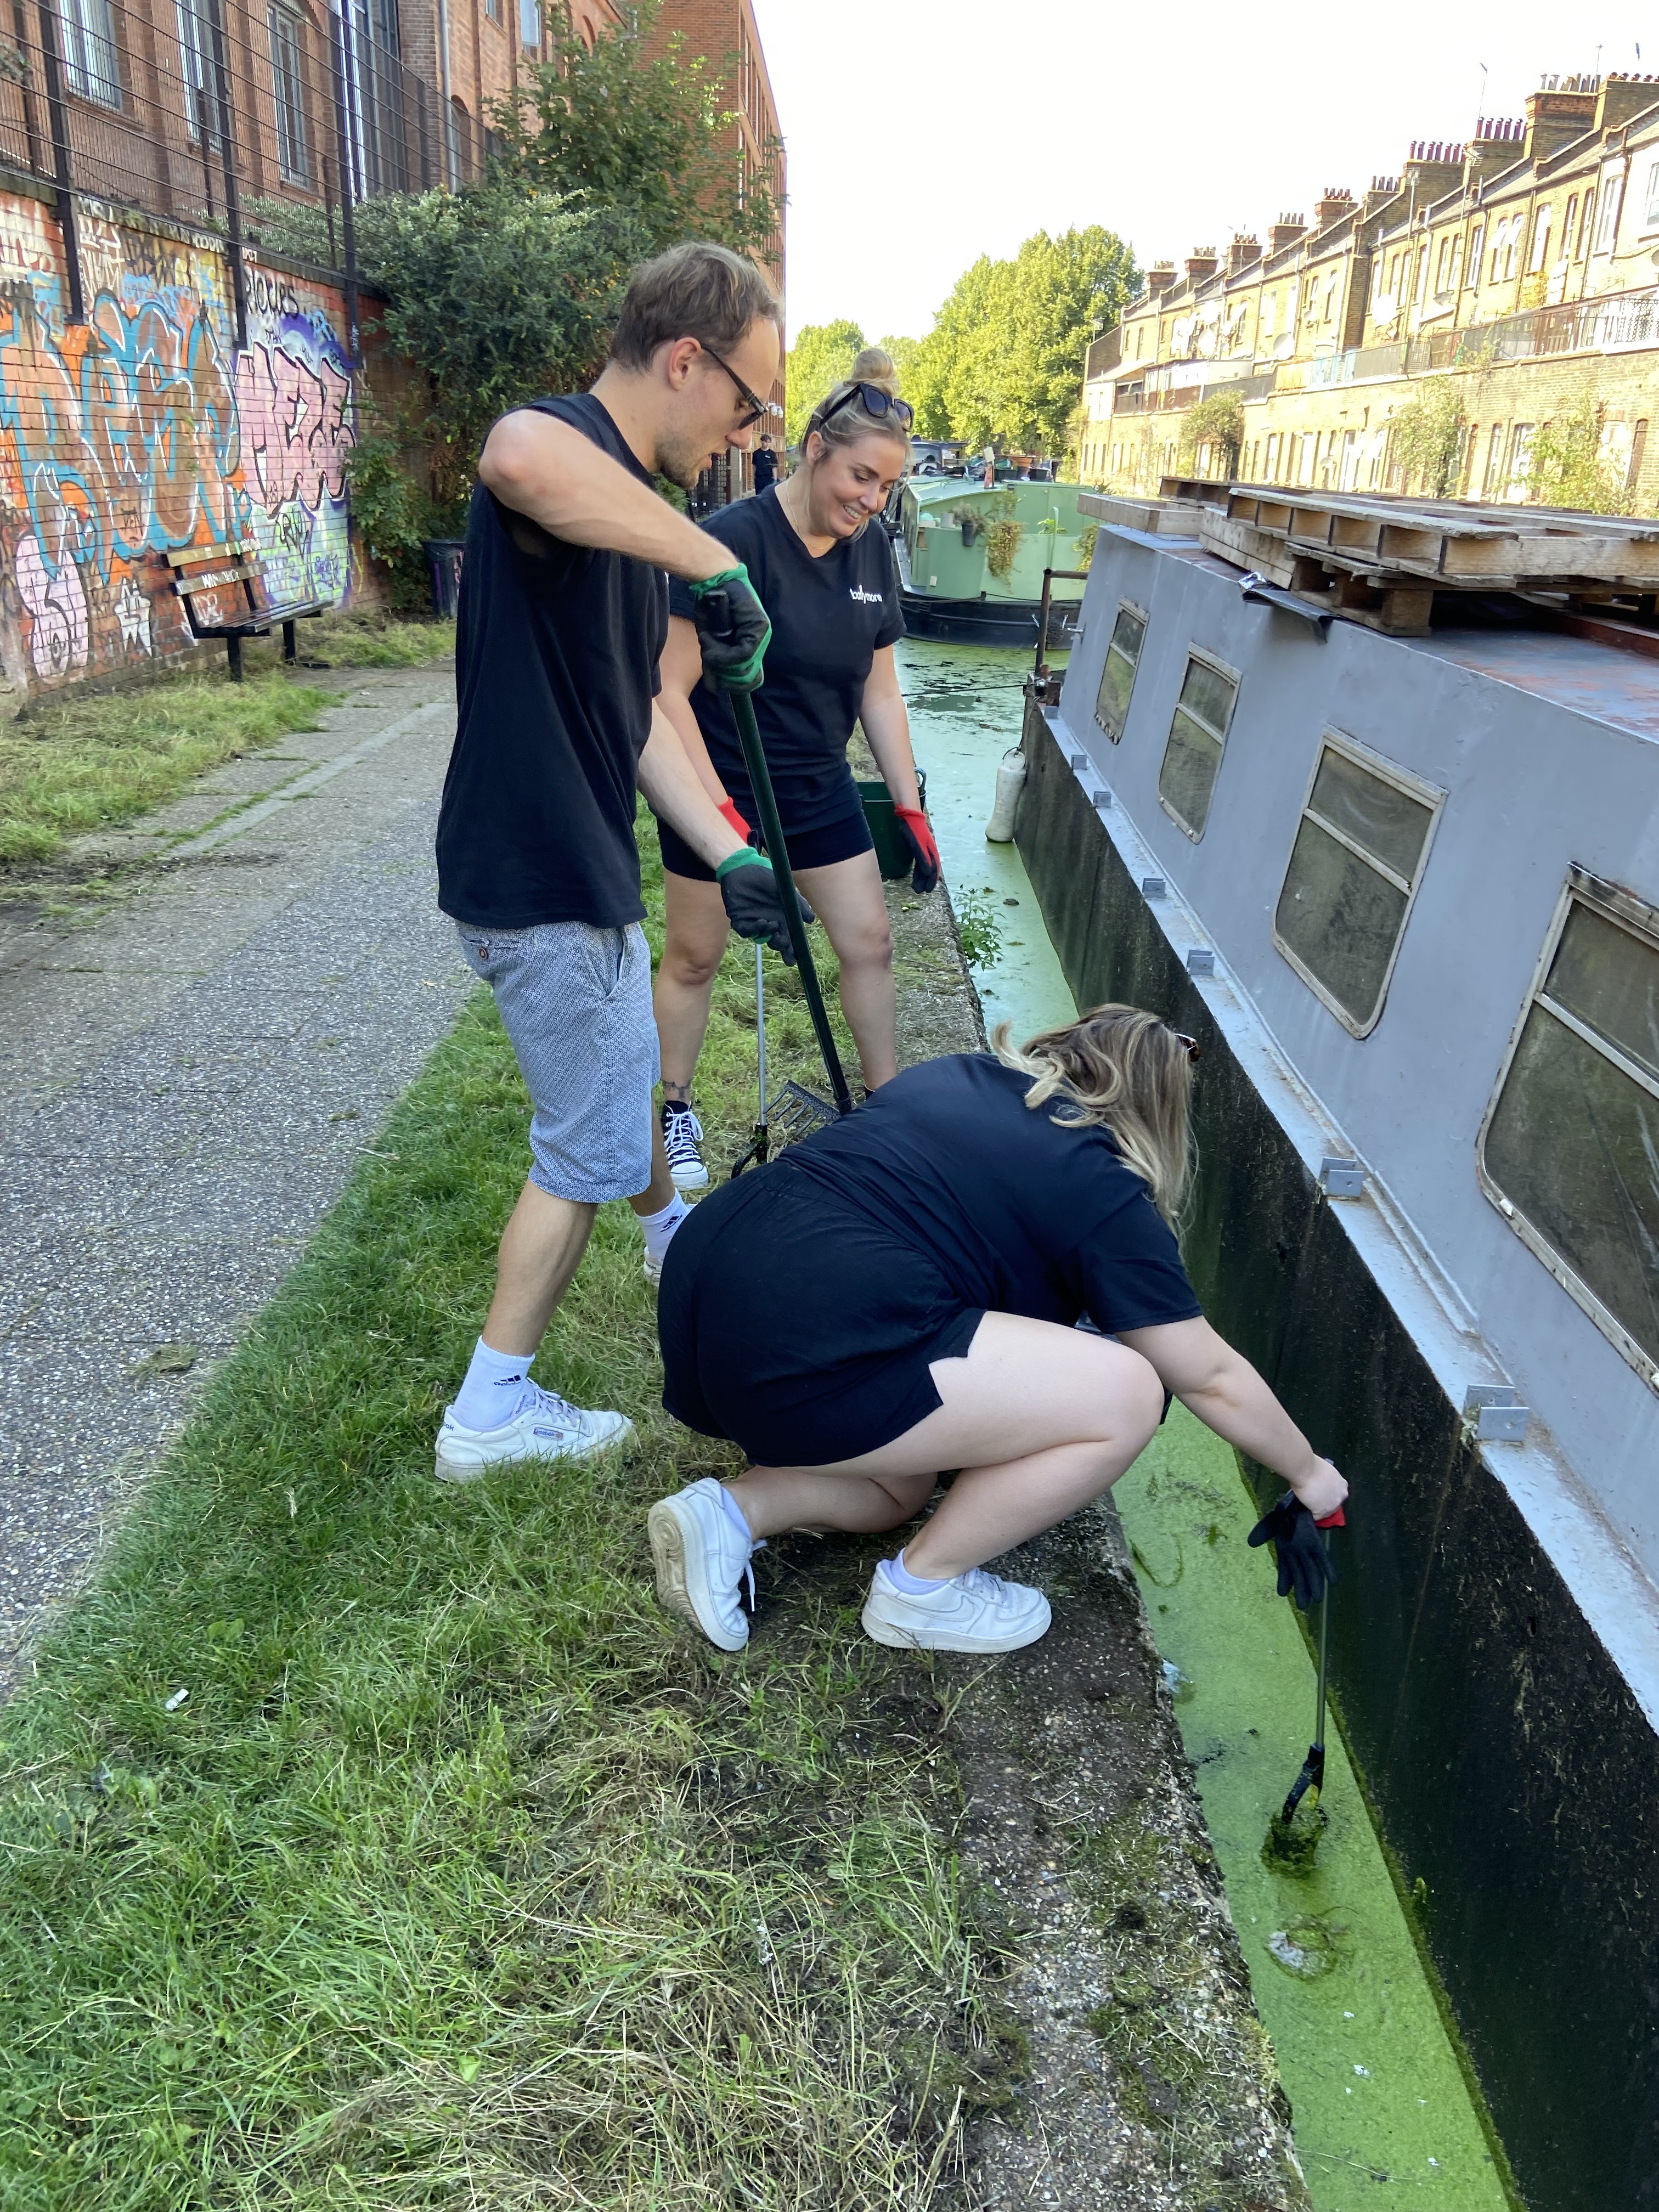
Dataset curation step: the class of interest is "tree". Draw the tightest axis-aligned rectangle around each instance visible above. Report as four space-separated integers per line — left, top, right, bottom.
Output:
1528 397 1635 514
906 228 1138 455
784 320 864 444
489 0 780 266
1387 380 1467 498
1178 391 1244 477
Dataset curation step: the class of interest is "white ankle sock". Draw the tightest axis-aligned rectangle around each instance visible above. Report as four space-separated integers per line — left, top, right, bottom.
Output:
453 1338 537 1430
718 1485 755 1545
640 1192 690 1263
886 1548 948 1594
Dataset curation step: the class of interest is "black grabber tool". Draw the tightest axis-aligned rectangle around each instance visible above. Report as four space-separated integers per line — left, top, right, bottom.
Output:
726 684 855 1175
1280 1507 1345 1825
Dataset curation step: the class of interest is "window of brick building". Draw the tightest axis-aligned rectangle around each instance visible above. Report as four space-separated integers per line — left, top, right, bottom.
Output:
1563 193 1579 256
1529 205 1553 272
520 0 540 47
1507 422 1536 498
1450 232 1464 290
175 0 207 137
1479 872 1659 1384
1482 422 1505 495
1595 174 1623 252
1644 160 1659 229
1158 650 1239 841
64 0 122 106
486 0 502 22
1468 219 1485 281
1578 187 1595 254
269 5 309 183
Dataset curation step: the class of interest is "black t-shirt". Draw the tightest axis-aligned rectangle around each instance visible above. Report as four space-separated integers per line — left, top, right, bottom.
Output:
436 393 669 929
665 488 905 831
780 1053 1201 1333
751 448 777 492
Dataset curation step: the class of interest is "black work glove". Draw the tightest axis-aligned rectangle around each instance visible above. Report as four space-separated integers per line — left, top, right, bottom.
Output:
715 849 814 964
687 563 770 692
1248 1491 1339 1612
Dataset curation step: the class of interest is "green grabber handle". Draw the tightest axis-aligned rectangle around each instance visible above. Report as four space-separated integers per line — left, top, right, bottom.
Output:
724 684 855 1117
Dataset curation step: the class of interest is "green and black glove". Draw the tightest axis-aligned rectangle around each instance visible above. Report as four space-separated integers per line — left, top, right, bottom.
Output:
688 563 771 693
715 848 812 963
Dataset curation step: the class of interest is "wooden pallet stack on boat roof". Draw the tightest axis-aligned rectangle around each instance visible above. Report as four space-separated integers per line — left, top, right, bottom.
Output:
1198 488 1659 635
1079 475 1231 539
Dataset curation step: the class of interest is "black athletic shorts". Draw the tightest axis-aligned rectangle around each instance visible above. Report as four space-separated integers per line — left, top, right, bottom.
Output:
657 1157 983 1466
656 791 874 883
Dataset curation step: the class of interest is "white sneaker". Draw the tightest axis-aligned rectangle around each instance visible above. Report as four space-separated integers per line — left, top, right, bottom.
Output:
434 1383 634 1483
662 1104 709 1192
647 1477 758 1652
861 1560 1052 1652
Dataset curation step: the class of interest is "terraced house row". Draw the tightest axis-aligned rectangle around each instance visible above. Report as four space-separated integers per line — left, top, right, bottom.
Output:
1078 72 1659 514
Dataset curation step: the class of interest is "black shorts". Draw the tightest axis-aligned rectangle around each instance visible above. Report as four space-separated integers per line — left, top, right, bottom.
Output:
656 792 874 883
657 1159 983 1465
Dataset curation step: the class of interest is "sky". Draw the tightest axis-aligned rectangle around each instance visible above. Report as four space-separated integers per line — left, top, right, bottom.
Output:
750 0 1656 343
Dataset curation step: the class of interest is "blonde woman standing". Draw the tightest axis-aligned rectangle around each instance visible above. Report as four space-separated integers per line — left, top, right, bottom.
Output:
650 348 939 1190
646 1006 1348 1654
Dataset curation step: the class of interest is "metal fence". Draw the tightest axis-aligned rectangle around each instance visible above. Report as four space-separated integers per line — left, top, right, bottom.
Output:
0 0 489 351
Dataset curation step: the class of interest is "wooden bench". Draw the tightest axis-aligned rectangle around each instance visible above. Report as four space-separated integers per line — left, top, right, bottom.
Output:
165 541 328 681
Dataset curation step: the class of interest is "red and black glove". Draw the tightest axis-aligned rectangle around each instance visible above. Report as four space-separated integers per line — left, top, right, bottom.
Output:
716 797 754 843
894 804 940 895
1248 1493 1343 1611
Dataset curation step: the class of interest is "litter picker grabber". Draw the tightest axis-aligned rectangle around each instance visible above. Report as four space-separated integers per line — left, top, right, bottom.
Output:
724 684 855 1173
1279 1508 1345 1827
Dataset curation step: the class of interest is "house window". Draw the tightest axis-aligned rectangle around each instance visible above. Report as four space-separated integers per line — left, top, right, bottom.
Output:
1502 215 1520 280
1157 650 1239 841
1449 232 1464 290
1479 873 1659 1384
63 0 121 106
175 0 208 139
1094 602 1147 742
1482 421 1506 495
519 0 539 46
1564 193 1579 256
1468 219 1485 281
1507 422 1536 498
1273 734 1441 1036
269 5 308 182
1435 236 1451 291
1645 160 1659 228
1578 188 1595 255
1529 205 1553 271
1595 174 1623 252
486 0 501 21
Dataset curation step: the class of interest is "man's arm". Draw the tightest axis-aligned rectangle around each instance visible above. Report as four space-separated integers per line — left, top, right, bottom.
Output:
1115 1316 1348 1518
637 703 748 867
656 618 730 805
479 410 730 582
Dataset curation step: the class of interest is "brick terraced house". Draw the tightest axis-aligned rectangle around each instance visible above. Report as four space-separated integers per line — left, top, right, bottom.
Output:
1079 72 1659 514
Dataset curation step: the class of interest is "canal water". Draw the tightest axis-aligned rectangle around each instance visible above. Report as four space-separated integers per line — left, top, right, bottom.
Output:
897 636 1514 2212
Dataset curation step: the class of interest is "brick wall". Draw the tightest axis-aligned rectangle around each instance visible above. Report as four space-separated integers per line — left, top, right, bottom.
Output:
0 178 383 708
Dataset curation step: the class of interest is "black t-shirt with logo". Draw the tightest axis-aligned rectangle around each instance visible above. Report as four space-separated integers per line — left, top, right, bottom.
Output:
666 488 905 831
436 393 669 930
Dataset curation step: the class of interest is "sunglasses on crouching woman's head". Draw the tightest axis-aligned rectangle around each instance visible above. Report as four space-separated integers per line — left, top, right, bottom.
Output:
1172 1032 1201 1063
814 384 916 434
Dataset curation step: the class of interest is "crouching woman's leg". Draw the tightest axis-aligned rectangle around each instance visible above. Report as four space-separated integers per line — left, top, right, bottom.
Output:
715 1312 1165 1652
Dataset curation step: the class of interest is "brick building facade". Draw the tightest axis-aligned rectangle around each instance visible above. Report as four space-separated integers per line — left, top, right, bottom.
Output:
1080 72 1659 514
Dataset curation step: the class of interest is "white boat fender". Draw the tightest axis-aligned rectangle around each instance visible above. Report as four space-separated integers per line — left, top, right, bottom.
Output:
985 747 1027 842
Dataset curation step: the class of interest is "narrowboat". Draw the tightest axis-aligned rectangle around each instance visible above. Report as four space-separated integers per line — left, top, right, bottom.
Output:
894 474 1094 646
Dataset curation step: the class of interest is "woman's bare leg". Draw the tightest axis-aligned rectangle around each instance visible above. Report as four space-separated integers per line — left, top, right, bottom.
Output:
793 849 898 1090
724 1314 1164 1574
653 871 730 1103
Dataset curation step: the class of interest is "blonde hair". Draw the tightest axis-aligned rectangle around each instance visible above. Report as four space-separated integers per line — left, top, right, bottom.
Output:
992 1003 1195 1223
805 346 911 461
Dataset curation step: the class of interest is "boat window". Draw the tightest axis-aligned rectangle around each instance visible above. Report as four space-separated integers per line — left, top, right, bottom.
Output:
1480 875 1659 1385
1272 733 1441 1036
1156 649 1239 839
1094 602 1147 741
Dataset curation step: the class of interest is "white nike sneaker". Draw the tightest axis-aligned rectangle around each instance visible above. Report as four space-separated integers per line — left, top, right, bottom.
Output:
434 1384 634 1484
661 1103 709 1192
861 1560 1052 1652
647 1477 759 1652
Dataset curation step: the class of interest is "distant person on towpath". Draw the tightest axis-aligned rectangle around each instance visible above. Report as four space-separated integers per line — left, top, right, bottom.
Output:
431 241 806 1485
646 1006 1347 1654
750 432 778 494
650 347 939 1193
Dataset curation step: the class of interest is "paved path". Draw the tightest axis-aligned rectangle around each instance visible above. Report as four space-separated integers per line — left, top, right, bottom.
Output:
0 662 469 1691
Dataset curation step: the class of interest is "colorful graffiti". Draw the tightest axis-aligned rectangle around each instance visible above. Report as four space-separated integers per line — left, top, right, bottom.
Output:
0 196 359 693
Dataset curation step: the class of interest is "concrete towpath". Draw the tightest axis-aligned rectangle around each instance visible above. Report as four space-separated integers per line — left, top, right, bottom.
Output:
0 659 471 1692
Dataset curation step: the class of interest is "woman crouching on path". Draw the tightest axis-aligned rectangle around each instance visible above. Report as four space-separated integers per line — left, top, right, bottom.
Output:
647 1007 1347 1653
650 347 938 1192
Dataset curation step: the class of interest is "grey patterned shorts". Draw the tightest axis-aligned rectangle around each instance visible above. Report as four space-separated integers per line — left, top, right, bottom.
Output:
451 918 659 1204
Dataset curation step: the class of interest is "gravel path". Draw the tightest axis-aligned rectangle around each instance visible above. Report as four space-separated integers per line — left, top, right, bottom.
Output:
0 662 470 1692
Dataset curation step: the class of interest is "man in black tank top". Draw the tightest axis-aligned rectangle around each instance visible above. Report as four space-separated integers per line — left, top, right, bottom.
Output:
432 242 804 1486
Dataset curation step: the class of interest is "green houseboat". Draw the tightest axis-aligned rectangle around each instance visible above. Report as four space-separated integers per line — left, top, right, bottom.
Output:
893 475 1094 647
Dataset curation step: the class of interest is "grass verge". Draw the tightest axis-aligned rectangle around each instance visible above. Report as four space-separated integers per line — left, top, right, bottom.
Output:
0 823 1008 2209
0 672 336 868
258 608 457 673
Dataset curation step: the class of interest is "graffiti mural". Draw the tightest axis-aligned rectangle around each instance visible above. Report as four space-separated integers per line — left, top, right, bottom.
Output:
0 195 360 695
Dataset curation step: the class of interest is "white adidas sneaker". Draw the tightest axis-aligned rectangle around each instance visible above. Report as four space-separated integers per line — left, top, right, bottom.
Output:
433 1384 634 1484
861 1560 1052 1652
647 1477 758 1652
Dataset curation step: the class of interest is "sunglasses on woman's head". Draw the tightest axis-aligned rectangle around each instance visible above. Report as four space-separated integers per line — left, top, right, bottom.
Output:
815 383 916 434
1172 1032 1201 1064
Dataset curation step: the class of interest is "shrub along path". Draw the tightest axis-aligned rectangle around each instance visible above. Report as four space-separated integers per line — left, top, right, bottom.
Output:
0 669 1307 2209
